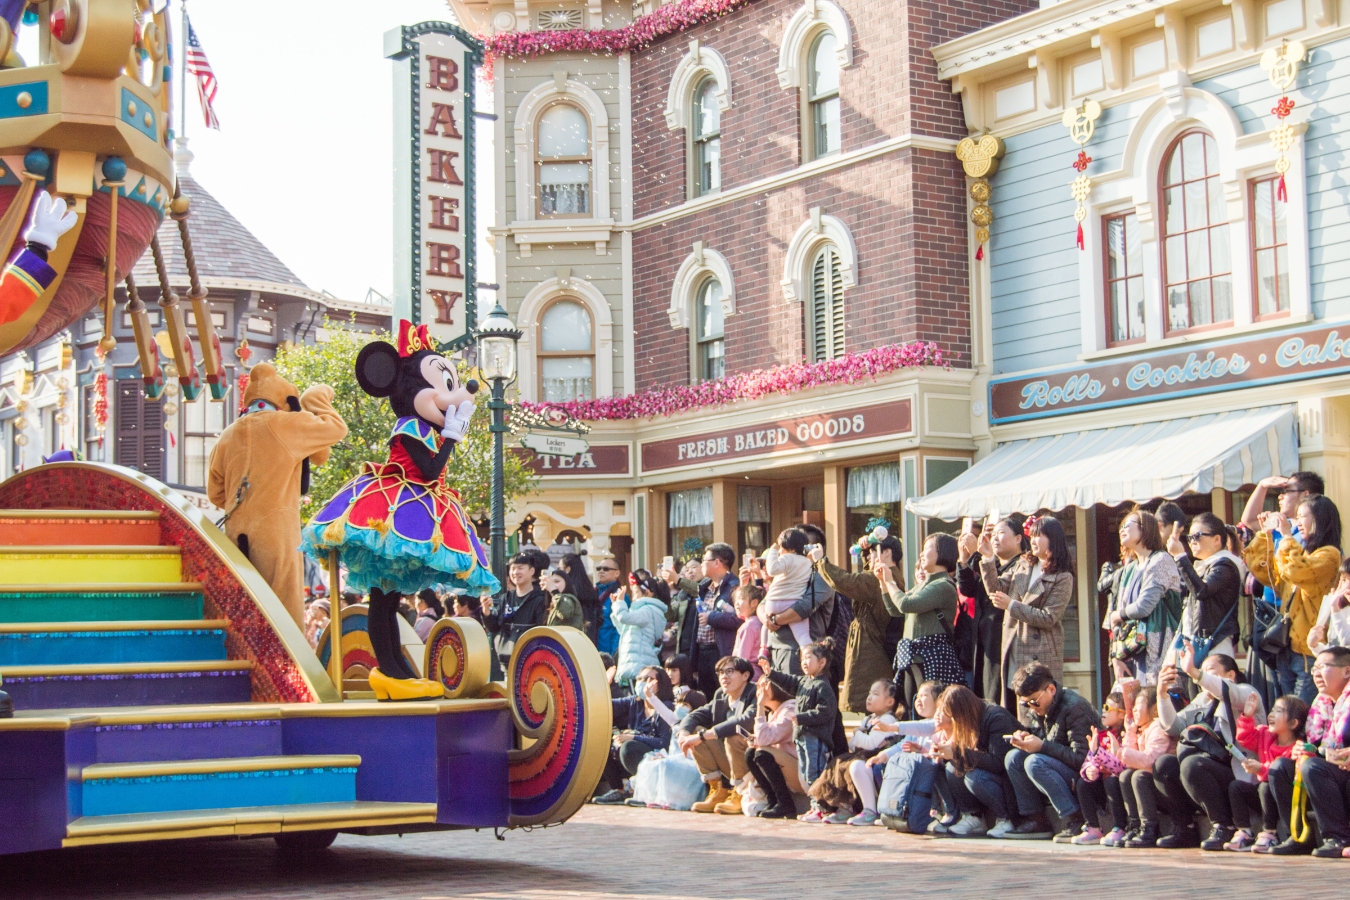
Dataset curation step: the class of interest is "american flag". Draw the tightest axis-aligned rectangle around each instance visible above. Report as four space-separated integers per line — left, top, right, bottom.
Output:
185 16 220 130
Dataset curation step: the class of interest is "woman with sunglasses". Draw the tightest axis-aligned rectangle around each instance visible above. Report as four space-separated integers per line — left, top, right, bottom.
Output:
1167 511 1243 661
610 569 671 688
1108 508 1182 687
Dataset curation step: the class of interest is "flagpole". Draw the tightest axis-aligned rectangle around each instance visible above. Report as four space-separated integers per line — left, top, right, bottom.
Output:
179 0 188 142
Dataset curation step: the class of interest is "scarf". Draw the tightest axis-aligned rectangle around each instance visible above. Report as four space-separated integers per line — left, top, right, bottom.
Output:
1193 549 1242 577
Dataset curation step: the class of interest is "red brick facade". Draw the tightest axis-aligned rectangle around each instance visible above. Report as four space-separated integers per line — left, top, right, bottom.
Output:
628 0 1037 392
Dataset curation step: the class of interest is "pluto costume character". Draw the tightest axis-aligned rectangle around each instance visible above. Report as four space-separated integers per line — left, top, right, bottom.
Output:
207 364 348 626
301 321 500 700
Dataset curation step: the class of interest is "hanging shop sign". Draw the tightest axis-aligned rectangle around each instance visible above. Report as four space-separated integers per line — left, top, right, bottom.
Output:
386 21 482 350
521 432 590 457
640 399 913 473
990 318 1350 424
516 443 631 477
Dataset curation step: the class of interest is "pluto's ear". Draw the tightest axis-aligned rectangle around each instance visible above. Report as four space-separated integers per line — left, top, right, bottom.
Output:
355 342 400 397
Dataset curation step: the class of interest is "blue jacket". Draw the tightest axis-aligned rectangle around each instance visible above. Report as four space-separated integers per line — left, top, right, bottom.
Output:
612 696 672 751
597 580 621 657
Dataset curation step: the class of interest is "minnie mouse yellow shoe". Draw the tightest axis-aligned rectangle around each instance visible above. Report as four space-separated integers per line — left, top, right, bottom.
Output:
368 668 445 701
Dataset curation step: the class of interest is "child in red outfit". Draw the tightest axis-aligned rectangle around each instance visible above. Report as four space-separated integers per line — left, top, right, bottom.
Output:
1226 692 1310 852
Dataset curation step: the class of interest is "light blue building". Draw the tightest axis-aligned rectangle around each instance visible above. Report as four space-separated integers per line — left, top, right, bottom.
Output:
914 0 1348 698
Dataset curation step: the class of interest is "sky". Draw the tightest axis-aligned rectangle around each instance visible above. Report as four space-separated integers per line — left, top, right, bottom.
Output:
22 0 471 303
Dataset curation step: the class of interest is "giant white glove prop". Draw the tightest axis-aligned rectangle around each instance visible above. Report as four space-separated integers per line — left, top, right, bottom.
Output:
23 192 78 251
440 399 475 443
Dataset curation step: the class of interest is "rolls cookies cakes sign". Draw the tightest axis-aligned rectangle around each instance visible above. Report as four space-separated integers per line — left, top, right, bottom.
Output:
990 319 1350 424
640 400 913 473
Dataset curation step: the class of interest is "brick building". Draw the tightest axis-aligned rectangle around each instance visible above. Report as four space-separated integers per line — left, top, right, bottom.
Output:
451 0 1034 573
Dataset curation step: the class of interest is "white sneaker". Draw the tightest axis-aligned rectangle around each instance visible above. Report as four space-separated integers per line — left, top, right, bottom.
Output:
988 818 1015 839
947 813 988 837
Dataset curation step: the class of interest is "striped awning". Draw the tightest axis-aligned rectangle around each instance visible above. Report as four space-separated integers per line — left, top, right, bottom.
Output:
906 405 1299 519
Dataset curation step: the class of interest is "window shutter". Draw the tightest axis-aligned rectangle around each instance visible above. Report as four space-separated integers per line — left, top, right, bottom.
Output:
114 381 165 478
828 248 845 358
811 250 828 361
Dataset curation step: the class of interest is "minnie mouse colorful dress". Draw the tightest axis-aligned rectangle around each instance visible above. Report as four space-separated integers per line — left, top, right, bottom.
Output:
300 416 496 595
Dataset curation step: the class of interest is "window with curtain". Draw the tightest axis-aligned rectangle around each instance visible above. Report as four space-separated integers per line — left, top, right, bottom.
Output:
692 76 721 197
1251 175 1289 318
537 103 591 216
668 487 714 561
538 299 594 402
696 277 725 382
808 244 845 361
807 31 841 160
737 485 772 559
180 395 226 489
1104 212 1145 345
846 462 900 565
1161 130 1232 333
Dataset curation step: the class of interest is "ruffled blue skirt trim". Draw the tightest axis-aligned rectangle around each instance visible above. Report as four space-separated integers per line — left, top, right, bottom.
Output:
300 522 501 596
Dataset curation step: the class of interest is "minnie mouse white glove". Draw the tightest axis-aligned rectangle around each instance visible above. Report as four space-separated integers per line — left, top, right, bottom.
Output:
441 400 475 443
24 192 78 251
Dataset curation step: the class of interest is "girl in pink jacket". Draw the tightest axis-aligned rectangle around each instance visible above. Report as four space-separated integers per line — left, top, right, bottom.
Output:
1078 691 1173 846
732 584 764 681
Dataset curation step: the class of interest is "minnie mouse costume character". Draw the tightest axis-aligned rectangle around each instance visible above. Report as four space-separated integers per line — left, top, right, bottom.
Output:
301 320 500 700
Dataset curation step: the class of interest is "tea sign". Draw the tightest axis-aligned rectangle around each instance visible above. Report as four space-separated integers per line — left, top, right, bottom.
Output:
521 433 591 457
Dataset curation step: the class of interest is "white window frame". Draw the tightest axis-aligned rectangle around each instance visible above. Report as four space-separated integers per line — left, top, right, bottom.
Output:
665 39 732 130
781 207 858 303
516 275 614 403
1077 72 1310 356
513 77 611 226
777 0 853 90
668 242 736 328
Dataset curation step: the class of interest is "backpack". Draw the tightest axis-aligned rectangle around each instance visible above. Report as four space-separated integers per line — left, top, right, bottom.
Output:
876 752 937 834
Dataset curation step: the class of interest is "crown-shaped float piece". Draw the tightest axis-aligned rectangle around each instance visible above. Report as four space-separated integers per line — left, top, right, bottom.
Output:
397 319 438 357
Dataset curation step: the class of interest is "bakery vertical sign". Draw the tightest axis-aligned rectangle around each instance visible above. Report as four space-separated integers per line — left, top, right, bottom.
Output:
386 22 482 350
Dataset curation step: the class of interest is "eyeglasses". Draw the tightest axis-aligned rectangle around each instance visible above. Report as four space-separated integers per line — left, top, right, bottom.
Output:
595 566 618 572
1187 532 1220 544
1020 685 1053 708
1102 705 1124 714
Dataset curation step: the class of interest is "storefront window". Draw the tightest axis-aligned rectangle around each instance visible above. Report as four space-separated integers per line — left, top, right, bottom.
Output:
669 487 714 563
846 462 901 566
737 485 772 560
181 395 226 489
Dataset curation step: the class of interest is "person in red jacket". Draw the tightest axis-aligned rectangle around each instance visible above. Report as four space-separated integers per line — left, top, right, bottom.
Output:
1227 691 1309 851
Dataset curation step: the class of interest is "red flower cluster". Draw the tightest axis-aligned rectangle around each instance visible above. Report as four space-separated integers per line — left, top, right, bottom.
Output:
519 342 947 421
483 0 756 68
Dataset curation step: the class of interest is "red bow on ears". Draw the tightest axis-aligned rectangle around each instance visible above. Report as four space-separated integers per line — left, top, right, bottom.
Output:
396 319 438 357
1023 515 1040 538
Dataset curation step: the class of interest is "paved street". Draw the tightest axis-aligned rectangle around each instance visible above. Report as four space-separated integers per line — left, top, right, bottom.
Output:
5 805 1334 900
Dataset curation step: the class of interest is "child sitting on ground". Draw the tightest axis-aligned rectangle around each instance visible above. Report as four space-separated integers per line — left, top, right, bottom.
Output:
807 679 902 824
757 528 815 658
868 681 943 833
1076 691 1170 845
1227 692 1309 852
762 637 839 823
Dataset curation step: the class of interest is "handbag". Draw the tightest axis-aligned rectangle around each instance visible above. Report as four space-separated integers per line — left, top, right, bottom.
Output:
1111 620 1147 660
1257 601 1292 655
1187 602 1238 662
1179 680 1238 765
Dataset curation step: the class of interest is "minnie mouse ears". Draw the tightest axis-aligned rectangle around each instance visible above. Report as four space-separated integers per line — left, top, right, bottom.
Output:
355 341 400 398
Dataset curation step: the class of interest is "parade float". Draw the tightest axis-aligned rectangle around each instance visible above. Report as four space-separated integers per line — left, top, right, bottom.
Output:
0 3 609 855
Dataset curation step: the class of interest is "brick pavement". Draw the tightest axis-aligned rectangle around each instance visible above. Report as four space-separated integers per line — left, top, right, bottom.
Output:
4 805 1334 900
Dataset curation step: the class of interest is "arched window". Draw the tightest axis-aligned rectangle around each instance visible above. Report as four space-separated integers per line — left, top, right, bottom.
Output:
695 277 725 381
1161 130 1231 333
536 103 591 216
806 32 841 160
808 244 844 361
692 77 721 197
538 299 594 402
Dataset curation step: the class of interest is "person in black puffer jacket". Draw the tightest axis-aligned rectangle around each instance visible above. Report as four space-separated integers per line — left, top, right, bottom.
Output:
1167 512 1242 659
1002 662 1101 841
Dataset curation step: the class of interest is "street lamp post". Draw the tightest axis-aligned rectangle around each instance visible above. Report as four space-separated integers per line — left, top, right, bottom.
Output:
475 302 522 587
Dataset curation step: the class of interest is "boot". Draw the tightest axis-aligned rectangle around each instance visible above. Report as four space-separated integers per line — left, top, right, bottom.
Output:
714 788 743 815
756 758 797 819
691 779 729 814
1125 821 1160 848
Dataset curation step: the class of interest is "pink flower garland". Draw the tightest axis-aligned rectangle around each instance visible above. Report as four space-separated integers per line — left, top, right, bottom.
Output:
483 0 756 71
520 342 947 421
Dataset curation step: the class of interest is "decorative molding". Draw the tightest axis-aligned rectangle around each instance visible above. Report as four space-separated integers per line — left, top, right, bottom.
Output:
512 77 611 225
668 242 736 329
517 275 615 403
665 40 733 130
626 132 956 231
777 0 854 90
781 209 857 303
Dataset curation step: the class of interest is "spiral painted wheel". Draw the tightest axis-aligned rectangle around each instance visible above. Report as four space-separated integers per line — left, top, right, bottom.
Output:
506 626 611 827
423 616 490 698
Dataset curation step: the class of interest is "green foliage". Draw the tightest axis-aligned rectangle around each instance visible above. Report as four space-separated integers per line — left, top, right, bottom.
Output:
273 322 536 515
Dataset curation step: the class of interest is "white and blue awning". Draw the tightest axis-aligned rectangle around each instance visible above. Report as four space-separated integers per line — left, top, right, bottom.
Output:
906 405 1299 519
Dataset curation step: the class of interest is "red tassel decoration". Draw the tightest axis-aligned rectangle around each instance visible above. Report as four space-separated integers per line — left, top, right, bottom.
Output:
1277 174 1287 202
1076 223 1085 250
975 244 984 261
167 430 176 449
